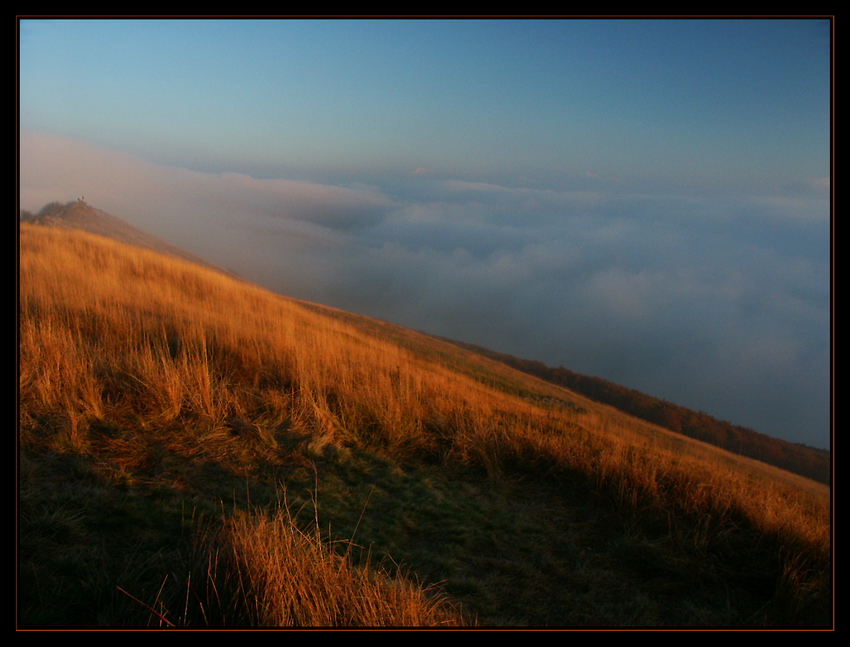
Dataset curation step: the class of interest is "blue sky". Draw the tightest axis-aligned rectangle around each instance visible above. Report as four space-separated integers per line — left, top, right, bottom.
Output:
20 18 830 184
18 17 832 449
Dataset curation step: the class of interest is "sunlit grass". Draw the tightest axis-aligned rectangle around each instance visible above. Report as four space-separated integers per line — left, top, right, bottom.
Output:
18 223 831 627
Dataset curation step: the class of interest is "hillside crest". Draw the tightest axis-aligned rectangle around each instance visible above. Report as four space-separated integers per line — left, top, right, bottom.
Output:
20 200 226 274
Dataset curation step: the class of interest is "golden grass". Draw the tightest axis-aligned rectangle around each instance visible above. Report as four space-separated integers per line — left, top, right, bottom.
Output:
183 502 468 627
19 223 831 626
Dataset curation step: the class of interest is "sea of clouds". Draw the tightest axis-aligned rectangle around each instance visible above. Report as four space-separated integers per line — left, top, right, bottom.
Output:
19 131 831 449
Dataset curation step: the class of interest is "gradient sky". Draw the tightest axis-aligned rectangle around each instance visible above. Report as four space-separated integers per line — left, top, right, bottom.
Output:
18 17 832 449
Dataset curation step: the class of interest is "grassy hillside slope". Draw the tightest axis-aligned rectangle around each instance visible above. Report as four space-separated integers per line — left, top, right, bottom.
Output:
18 223 832 628
439 339 831 485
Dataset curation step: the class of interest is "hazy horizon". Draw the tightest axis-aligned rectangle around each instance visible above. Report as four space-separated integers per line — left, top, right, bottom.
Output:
18 17 832 449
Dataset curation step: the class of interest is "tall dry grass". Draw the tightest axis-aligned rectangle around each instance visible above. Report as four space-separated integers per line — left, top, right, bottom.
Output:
180 502 468 627
19 223 831 625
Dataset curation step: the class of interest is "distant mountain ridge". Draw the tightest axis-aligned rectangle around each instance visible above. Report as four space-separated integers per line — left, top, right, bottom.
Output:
20 200 230 275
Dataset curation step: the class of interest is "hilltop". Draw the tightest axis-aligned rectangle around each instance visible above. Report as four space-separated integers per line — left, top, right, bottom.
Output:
20 200 230 275
18 204 832 628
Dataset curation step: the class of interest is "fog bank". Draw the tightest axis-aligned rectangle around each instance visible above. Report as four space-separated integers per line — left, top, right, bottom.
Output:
19 131 831 449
